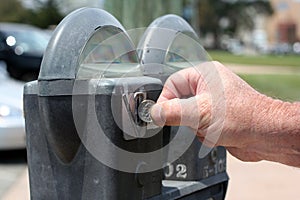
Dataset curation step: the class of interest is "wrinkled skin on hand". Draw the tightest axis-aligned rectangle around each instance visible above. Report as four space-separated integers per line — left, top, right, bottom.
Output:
151 61 300 167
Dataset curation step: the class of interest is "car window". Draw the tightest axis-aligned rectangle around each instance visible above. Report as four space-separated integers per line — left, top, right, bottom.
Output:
3 29 48 54
0 33 6 52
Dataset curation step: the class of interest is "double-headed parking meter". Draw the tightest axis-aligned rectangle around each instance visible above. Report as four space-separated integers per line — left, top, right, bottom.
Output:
24 8 228 200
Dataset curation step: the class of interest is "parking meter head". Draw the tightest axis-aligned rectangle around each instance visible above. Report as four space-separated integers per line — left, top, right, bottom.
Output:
138 14 210 81
32 8 132 165
38 8 126 81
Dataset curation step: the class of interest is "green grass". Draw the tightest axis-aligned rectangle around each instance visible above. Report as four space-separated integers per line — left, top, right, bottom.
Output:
205 51 300 101
208 50 300 67
240 74 300 101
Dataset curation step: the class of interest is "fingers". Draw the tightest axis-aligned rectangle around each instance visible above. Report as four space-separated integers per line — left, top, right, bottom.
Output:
151 94 212 129
156 61 222 104
150 98 181 127
156 66 207 103
151 61 224 146
156 72 194 103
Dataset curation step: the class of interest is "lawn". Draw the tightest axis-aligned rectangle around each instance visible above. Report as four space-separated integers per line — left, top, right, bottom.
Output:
208 50 300 67
205 50 300 101
240 74 300 102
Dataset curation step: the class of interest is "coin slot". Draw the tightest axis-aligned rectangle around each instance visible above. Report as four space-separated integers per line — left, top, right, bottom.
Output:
133 92 147 126
138 100 155 123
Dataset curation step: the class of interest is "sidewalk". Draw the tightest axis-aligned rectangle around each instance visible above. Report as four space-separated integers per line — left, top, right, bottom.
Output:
2 168 29 200
226 63 300 75
226 153 300 200
3 153 300 200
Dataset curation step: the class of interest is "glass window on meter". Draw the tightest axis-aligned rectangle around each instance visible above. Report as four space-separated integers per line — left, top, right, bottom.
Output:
77 26 142 79
165 31 210 72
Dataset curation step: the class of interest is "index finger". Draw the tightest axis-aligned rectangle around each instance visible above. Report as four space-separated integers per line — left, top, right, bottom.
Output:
157 64 209 103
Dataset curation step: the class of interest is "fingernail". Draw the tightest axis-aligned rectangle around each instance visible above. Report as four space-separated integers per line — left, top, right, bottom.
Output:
150 104 166 127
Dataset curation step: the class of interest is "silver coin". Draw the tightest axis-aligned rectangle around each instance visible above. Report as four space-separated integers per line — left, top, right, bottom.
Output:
138 100 155 123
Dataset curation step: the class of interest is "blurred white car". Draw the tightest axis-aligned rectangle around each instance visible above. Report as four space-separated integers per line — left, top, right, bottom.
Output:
0 61 25 150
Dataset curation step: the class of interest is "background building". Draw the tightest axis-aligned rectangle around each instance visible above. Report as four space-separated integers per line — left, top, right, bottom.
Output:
267 0 300 44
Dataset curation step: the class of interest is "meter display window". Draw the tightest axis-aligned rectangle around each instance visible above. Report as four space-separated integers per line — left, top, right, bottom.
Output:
165 31 209 73
77 26 142 79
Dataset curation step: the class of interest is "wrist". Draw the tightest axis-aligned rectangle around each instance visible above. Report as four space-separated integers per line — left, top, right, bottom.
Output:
250 95 300 166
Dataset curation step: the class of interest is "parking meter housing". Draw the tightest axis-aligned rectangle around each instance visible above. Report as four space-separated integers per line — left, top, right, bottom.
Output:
138 14 228 198
24 8 163 200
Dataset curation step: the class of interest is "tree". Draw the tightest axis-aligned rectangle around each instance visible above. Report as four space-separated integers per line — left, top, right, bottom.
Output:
197 0 273 48
0 0 64 29
104 0 183 29
0 0 30 23
27 0 64 29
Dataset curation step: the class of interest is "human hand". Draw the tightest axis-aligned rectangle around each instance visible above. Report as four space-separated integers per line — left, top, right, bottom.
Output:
150 61 300 166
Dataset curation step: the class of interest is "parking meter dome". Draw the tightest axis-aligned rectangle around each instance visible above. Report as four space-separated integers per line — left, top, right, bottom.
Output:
138 14 210 79
38 8 127 82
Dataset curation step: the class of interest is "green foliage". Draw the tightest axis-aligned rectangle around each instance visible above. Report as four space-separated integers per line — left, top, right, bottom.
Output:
27 0 64 28
198 0 273 48
104 0 183 29
0 0 64 28
0 0 29 23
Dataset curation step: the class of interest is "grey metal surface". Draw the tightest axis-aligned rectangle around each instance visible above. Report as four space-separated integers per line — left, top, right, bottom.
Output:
24 78 164 200
38 8 125 81
27 76 162 97
25 8 164 199
149 173 228 200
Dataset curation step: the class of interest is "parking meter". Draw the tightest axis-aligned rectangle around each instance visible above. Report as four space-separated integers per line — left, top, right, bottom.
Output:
24 8 164 200
138 15 228 198
24 7 228 200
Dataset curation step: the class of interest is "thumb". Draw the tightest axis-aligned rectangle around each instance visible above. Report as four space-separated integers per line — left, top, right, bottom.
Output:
150 94 211 129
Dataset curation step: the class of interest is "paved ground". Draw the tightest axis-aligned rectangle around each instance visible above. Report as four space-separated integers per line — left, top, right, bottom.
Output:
2 168 29 200
2 153 300 200
226 63 300 75
0 150 27 200
226 153 300 200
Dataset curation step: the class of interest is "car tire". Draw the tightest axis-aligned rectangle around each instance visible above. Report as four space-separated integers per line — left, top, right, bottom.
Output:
7 64 23 80
7 65 38 81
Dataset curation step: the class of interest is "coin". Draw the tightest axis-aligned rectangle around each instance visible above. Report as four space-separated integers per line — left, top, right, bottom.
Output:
138 100 155 123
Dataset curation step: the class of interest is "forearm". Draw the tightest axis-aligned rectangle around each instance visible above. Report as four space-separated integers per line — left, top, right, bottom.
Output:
252 96 300 167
